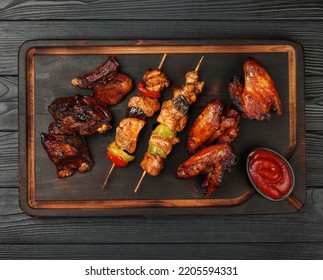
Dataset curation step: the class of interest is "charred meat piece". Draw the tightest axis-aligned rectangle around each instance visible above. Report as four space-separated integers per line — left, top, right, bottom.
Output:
115 117 146 154
48 95 113 136
209 107 240 144
186 100 240 154
128 93 161 117
177 143 237 197
228 58 282 121
41 132 93 178
186 99 224 154
93 72 133 106
71 55 119 89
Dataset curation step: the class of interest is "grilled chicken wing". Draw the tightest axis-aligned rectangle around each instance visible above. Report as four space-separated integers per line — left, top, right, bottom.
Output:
93 72 133 106
186 100 240 154
48 95 113 135
177 143 237 197
228 58 282 121
186 99 224 154
41 132 93 178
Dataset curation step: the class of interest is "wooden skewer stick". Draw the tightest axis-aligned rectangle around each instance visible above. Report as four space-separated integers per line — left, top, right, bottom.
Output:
134 171 146 193
134 56 204 193
102 54 168 191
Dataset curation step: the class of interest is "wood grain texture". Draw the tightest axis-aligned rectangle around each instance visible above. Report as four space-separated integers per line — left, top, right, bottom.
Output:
0 0 321 21
0 132 17 187
1 242 323 259
0 188 322 245
0 21 322 75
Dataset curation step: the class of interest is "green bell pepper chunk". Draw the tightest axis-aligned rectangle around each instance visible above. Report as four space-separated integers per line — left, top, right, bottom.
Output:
152 124 176 138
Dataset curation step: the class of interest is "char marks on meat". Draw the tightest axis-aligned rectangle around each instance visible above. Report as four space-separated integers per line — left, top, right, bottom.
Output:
41 132 93 178
228 58 282 121
177 143 237 197
48 95 113 135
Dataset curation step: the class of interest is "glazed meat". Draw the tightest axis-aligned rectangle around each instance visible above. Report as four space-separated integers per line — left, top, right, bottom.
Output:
93 72 133 106
41 132 93 178
177 143 237 197
186 99 224 154
156 100 189 132
140 152 164 176
128 93 161 117
228 58 282 121
71 55 119 89
186 100 240 154
48 95 113 135
115 117 146 154
143 69 170 93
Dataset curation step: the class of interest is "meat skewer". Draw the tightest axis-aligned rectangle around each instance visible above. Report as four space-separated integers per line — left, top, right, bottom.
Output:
102 54 169 190
134 56 205 193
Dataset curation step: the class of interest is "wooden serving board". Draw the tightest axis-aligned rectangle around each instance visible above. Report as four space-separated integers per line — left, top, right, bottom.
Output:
18 40 305 217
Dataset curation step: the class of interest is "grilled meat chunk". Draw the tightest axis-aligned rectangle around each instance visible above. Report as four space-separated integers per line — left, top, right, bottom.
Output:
93 72 133 106
157 100 189 132
71 55 119 89
140 152 164 176
41 132 93 178
143 69 170 93
115 117 146 154
48 95 113 135
177 143 237 197
186 99 241 154
228 58 282 121
128 93 161 117
186 99 224 154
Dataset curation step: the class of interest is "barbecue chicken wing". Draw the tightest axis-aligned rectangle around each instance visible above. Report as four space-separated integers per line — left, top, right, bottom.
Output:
177 143 237 197
186 100 240 154
228 58 282 121
41 132 93 178
48 95 113 135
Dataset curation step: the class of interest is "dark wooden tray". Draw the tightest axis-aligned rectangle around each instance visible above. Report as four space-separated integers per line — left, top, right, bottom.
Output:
18 40 306 217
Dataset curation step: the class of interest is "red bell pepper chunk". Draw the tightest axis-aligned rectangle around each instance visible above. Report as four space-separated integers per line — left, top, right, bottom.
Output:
106 151 128 168
137 82 161 99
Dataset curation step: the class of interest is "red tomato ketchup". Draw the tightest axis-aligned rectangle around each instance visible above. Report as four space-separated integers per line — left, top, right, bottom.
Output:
247 148 294 200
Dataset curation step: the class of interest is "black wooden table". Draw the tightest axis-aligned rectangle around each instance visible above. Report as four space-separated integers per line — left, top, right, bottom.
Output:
0 0 322 259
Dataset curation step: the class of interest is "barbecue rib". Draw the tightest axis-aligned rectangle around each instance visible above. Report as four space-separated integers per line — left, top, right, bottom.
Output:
177 143 237 197
48 95 113 135
228 58 282 121
93 72 133 106
41 132 93 178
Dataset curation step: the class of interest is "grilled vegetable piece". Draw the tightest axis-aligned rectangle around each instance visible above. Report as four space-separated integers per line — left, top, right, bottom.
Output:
228 58 282 121
93 72 133 106
48 95 113 136
71 55 119 89
106 141 135 167
186 99 224 154
177 143 237 197
186 99 241 154
115 117 146 154
40 132 93 178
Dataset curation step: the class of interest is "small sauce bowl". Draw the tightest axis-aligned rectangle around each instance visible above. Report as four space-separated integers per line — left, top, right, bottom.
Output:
246 148 295 201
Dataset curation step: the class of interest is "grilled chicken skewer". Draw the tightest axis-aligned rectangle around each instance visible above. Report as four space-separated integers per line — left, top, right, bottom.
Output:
134 56 205 193
102 54 169 190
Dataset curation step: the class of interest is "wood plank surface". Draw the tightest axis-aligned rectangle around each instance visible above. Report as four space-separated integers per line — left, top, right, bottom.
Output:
0 21 322 75
0 0 321 21
1 243 323 260
0 0 322 260
0 188 322 245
